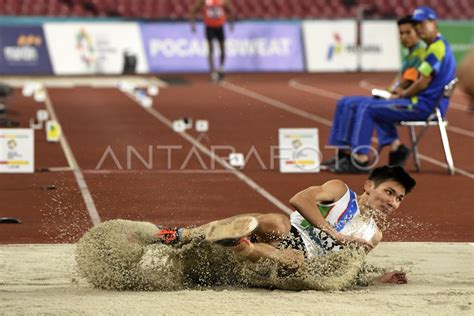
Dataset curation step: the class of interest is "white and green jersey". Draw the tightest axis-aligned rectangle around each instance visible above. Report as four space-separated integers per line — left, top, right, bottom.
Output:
290 186 377 258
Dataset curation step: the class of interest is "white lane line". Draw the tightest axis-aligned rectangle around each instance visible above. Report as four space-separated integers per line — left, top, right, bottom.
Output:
223 81 332 126
445 125 474 138
359 79 472 113
222 79 474 179
418 154 474 179
44 90 101 226
39 166 73 172
122 91 293 215
83 169 236 175
293 78 474 137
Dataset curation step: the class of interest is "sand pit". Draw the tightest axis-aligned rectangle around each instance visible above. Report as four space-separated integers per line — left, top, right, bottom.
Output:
1 240 473 315
74 220 373 292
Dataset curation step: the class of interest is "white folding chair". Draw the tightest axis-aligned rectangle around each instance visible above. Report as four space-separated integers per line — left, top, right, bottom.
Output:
399 77 457 175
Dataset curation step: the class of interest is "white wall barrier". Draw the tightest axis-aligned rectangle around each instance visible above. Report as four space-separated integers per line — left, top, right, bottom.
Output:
361 21 401 71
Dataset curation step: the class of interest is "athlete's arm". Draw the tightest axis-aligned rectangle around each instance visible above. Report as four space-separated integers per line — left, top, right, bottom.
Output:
190 0 205 32
290 180 374 250
289 180 346 240
371 227 383 248
225 0 235 31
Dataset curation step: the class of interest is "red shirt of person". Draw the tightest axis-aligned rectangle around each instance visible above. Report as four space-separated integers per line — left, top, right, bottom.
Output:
203 0 227 28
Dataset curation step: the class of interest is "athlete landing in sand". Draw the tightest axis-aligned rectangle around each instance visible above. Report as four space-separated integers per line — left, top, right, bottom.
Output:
155 165 415 284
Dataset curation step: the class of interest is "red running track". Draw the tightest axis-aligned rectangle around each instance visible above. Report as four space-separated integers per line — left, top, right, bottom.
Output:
1 73 473 243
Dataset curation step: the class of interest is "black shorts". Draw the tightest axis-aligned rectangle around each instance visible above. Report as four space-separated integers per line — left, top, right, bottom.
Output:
206 26 225 42
276 226 306 254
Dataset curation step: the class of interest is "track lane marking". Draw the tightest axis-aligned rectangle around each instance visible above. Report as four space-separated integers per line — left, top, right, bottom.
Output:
122 90 293 215
221 80 474 179
44 90 102 226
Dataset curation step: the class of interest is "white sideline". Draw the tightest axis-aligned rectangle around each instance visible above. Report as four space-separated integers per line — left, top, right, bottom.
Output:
221 80 474 179
122 90 294 215
44 90 102 226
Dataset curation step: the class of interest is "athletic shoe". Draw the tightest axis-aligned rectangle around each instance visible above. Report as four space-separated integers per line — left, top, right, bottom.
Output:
330 157 370 174
389 144 411 166
153 228 180 245
210 71 219 82
205 216 258 246
320 151 350 169
217 71 225 81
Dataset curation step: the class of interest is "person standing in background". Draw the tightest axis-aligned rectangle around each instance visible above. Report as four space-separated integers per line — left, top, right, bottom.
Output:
191 0 235 82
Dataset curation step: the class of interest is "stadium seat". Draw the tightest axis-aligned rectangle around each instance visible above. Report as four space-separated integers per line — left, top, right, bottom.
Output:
1 0 472 20
399 77 458 175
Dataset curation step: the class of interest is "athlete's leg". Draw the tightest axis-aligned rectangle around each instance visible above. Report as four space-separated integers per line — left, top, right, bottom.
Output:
174 213 258 243
180 213 290 243
218 39 225 73
205 26 215 75
207 39 215 74
216 26 226 79
253 213 291 243
232 238 304 269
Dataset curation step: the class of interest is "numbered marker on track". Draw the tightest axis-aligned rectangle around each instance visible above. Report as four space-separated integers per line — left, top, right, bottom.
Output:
229 153 245 167
36 110 49 122
195 120 209 132
172 120 186 132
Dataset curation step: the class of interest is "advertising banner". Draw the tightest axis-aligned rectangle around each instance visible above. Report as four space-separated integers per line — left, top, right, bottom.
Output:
43 23 148 75
0 129 34 173
0 26 53 74
438 21 474 64
361 21 401 71
141 22 304 72
304 20 402 72
303 20 358 72
278 128 320 173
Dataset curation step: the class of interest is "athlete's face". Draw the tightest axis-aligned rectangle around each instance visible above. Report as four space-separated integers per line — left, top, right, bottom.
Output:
415 20 437 42
363 180 406 215
399 23 419 49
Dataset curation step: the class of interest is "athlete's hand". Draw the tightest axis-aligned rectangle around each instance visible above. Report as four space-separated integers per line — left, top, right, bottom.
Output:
376 271 407 284
351 236 374 251
335 233 374 251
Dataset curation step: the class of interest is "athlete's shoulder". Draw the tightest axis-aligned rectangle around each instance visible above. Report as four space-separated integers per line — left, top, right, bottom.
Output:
321 179 348 201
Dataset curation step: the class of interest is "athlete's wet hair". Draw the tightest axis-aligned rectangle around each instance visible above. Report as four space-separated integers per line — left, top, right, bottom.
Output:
368 165 416 193
397 15 415 26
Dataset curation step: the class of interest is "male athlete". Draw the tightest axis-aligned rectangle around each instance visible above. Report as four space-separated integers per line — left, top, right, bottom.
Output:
323 15 426 172
327 6 456 174
155 165 415 284
191 0 234 82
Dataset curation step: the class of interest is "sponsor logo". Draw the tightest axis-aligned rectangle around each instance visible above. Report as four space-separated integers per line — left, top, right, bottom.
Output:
327 33 343 60
326 32 382 61
149 38 292 58
76 28 96 67
3 34 42 63
74 27 118 71
7 139 17 150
